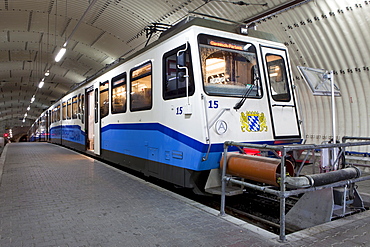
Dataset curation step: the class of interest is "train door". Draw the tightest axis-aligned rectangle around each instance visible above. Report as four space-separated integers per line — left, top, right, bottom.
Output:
46 110 50 141
85 87 96 153
261 46 301 139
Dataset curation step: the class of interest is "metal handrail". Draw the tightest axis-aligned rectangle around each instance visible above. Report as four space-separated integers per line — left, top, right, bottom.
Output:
220 140 370 242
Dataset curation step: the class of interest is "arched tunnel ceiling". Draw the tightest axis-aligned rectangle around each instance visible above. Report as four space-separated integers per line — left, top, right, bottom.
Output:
0 0 369 148
0 0 301 129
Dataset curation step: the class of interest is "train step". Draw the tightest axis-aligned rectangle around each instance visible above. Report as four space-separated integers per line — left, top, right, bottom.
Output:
205 186 244 196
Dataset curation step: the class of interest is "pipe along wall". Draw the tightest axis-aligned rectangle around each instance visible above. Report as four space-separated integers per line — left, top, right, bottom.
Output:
221 153 361 188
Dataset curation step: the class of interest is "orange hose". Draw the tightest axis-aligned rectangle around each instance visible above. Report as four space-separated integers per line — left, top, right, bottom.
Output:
221 153 294 187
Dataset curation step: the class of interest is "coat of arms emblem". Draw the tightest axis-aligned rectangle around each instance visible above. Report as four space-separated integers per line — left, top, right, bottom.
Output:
240 111 268 132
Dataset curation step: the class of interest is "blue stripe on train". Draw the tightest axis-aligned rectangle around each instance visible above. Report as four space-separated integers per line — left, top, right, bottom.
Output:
52 122 292 171
50 125 85 145
101 123 213 152
100 123 281 170
101 122 221 170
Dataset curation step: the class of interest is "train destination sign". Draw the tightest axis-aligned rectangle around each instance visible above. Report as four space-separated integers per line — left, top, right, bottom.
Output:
209 40 244 51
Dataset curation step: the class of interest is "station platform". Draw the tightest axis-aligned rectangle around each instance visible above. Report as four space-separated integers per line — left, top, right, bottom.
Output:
0 142 369 246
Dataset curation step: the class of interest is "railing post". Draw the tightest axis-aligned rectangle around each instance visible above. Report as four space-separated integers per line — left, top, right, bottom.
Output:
279 147 287 242
220 143 228 216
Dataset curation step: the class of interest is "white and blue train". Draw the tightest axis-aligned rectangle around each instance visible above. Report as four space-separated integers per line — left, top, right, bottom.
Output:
29 17 303 192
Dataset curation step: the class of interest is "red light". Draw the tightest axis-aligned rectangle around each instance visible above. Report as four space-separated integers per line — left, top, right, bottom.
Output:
243 148 261 156
3 133 9 138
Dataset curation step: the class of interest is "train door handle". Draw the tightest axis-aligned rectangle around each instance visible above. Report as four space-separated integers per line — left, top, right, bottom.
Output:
272 104 295 107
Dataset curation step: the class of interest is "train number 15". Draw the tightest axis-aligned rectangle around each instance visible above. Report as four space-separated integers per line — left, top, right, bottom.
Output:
176 107 183 115
208 100 219 109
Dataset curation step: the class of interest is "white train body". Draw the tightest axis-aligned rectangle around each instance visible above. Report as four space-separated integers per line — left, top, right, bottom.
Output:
30 18 302 190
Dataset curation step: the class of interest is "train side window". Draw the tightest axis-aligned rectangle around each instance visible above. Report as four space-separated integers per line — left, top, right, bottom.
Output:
62 102 67 120
266 54 290 102
81 94 85 124
54 107 57 123
95 88 98 123
72 96 78 119
57 105 60 121
130 62 152 111
100 81 109 119
51 108 54 123
53 108 56 123
163 44 194 100
56 104 60 122
111 72 127 114
67 98 72 119
78 94 81 119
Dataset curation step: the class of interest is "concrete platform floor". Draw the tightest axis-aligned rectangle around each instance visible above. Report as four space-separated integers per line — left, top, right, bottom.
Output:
0 142 369 247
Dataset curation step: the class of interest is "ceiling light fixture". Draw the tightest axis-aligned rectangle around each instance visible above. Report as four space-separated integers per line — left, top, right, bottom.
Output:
31 95 35 103
54 0 99 63
38 78 45 88
55 45 67 62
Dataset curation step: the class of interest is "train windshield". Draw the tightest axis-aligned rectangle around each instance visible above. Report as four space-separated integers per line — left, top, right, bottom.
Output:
199 34 260 97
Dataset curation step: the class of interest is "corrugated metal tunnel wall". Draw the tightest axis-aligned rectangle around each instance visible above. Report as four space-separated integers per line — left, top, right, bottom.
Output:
256 0 370 153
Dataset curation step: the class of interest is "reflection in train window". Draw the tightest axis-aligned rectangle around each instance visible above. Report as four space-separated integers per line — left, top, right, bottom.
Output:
266 54 290 102
130 62 152 111
111 72 127 114
199 34 261 98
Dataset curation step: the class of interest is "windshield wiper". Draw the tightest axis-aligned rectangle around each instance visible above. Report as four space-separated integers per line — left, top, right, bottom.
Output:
233 84 255 110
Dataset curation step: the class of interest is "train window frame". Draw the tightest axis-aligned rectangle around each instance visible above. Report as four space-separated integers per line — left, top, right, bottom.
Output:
198 34 262 98
130 61 152 112
111 72 127 114
100 80 109 119
162 44 195 100
265 53 291 102
72 96 78 119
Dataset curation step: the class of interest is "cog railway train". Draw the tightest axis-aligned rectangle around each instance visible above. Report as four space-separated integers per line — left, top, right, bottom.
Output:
29 17 303 193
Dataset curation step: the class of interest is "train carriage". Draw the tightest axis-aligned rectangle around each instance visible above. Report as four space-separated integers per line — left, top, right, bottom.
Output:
31 17 303 192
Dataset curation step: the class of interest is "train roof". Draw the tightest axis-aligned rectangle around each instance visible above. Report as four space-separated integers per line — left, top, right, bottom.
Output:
64 16 280 98
159 16 280 43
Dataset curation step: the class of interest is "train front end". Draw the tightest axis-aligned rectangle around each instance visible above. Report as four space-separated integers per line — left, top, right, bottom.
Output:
184 23 303 174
